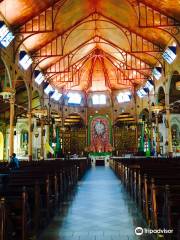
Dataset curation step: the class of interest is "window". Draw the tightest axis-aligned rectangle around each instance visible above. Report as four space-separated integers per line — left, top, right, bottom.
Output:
92 94 106 105
51 90 62 101
137 89 147 98
68 92 82 104
44 84 54 95
152 67 162 80
34 70 45 85
117 92 131 103
162 46 176 64
19 51 33 70
144 80 153 92
0 21 14 48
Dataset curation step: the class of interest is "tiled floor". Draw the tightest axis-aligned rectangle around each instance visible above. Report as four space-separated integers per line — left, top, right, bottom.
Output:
38 166 154 240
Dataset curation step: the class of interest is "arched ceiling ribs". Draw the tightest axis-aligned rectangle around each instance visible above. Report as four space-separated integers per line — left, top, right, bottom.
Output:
15 5 54 33
42 38 96 72
41 36 154 76
31 56 61 73
85 57 96 91
46 48 97 76
14 33 37 58
97 37 154 68
14 0 68 33
138 1 180 26
47 48 149 91
103 53 151 79
45 50 97 88
137 1 180 46
61 16 131 54
31 12 163 59
100 56 112 90
101 53 150 86
31 13 95 57
97 13 164 51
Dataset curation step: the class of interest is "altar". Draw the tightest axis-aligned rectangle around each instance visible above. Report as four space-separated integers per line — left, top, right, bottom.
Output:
87 114 112 166
89 152 111 166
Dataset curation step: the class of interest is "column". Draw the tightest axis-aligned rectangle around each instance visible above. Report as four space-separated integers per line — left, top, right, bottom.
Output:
46 124 50 158
40 117 44 159
85 107 88 148
55 125 61 158
9 96 15 157
155 113 160 156
166 106 173 157
134 95 139 153
27 112 33 161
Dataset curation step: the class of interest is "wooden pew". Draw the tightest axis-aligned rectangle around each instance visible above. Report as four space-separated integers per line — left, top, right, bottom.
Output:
1 187 31 240
110 157 180 239
0 158 90 239
0 197 6 240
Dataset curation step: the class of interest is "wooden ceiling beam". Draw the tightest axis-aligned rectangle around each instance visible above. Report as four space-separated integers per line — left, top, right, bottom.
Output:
31 12 163 59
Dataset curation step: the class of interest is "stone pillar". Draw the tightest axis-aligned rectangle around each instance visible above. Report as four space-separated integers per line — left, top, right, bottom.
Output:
166 106 173 157
27 112 33 161
9 96 15 157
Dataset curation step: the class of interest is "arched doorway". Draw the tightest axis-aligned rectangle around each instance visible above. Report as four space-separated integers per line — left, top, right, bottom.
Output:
158 86 165 105
0 132 4 160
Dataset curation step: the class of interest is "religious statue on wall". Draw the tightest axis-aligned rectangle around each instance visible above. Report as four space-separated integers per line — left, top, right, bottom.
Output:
88 116 112 153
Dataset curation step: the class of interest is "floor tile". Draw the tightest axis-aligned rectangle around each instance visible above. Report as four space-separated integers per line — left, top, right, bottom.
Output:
38 167 153 240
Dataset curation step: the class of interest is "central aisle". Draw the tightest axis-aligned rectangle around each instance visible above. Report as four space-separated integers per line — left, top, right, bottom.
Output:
39 166 153 240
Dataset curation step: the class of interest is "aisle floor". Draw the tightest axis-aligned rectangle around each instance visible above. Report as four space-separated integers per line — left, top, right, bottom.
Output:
39 166 153 240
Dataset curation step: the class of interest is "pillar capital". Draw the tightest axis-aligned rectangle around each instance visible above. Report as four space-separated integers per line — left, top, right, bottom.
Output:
27 112 32 117
165 106 170 111
9 96 15 104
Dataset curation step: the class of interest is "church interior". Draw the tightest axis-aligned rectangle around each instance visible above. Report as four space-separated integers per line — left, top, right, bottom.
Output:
0 0 180 239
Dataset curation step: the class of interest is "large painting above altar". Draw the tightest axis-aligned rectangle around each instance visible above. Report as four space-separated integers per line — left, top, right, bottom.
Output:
88 115 112 153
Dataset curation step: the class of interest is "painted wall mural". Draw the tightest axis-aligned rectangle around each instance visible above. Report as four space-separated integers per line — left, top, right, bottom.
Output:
88 115 112 153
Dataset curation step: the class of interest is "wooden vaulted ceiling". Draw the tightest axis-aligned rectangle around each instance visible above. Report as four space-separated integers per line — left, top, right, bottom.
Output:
0 0 180 92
